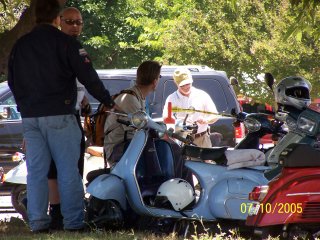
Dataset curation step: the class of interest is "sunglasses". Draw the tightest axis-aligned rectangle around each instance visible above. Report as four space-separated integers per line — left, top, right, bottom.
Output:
61 18 83 26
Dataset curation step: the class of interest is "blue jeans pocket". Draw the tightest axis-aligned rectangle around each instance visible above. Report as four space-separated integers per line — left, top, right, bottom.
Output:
46 115 74 129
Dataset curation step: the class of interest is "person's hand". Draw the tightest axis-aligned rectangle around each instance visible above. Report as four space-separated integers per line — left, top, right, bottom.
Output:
81 95 90 107
196 118 207 124
80 96 91 116
81 104 91 115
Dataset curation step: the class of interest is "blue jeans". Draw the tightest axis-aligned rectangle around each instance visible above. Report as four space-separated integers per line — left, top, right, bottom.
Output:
22 115 84 231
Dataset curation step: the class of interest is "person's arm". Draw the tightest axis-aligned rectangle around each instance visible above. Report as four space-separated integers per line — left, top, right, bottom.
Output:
162 97 170 120
66 38 114 109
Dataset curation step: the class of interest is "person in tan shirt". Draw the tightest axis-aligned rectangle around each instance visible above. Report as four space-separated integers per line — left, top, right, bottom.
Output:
104 60 161 167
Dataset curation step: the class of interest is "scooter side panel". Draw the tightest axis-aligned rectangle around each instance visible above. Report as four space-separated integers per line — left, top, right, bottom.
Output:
86 174 127 210
209 178 262 220
186 161 268 220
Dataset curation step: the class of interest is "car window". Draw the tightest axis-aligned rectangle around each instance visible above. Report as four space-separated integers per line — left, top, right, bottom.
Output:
0 87 21 120
195 79 228 112
86 78 134 110
101 78 135 95
1 95 16 105
0 105 21 120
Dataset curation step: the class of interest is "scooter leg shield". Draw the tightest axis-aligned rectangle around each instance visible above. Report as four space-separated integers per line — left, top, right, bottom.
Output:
86 174 127 210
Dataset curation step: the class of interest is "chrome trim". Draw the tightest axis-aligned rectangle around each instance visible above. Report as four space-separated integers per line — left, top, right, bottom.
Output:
287 192 320 196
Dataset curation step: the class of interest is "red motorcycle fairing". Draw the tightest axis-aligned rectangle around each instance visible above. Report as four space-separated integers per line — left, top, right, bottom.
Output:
246 167 320 227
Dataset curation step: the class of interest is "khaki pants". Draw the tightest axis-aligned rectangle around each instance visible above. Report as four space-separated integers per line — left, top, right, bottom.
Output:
192 132 212 148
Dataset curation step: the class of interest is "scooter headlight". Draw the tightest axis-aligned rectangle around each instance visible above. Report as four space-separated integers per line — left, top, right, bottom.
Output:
131 111 148 129
297 116 316 134
244 117 261 132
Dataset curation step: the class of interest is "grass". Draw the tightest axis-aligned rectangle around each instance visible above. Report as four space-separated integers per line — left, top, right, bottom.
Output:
3 216 314 240
0 217 252 240
0 217 177 240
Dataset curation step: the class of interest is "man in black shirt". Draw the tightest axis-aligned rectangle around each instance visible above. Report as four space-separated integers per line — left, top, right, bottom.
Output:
8 0 115 232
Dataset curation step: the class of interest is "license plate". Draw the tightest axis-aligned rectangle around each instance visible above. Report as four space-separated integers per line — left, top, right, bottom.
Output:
248 202 260 216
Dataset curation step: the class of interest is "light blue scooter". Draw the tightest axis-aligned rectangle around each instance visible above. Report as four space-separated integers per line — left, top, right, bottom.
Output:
85 110 283 234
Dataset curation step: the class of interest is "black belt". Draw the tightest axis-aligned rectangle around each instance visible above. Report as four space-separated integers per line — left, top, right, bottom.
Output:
192 130 208 139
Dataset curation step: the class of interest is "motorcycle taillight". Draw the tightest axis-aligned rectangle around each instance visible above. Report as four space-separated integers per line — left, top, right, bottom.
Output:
249 185 269 201
235 122 245 144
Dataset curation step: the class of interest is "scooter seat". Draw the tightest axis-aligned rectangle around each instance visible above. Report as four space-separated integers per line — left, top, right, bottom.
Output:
86 168 110 184
182 145 228 164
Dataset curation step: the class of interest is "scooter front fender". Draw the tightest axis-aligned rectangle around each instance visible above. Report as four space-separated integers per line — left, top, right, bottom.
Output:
86 174 127 210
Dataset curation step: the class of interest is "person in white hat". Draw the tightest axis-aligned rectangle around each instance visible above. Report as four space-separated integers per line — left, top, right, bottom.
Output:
162 67 220 148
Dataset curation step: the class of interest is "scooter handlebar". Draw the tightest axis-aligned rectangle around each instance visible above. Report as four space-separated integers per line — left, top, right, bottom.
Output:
116 119 131 126
166 128 193 145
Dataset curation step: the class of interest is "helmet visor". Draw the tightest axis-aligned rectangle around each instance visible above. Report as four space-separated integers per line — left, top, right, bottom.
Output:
286 87 310 99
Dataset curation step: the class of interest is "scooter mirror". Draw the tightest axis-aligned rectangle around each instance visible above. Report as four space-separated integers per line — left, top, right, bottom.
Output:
230 76 239 86
265 72 274 91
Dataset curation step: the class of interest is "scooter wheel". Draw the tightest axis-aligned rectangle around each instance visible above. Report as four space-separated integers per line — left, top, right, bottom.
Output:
86 196 124 229
11 184 28 221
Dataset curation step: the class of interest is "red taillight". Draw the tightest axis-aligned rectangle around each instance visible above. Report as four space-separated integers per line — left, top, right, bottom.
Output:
249 185 269 201
235 123 245 139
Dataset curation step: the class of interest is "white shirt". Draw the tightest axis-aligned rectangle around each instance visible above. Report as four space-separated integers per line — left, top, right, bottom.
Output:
162 87 218 133
76 80 85 110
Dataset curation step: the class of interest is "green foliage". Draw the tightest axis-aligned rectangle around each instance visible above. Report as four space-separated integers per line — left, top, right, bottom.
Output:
0 0 29 32
118 0 320 103
66 0 160 68
2 0 320 104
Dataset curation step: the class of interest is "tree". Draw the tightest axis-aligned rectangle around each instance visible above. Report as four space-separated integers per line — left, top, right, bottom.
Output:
1 0 320 103
0 0 66 77
123 0 320 102
67 0 160 68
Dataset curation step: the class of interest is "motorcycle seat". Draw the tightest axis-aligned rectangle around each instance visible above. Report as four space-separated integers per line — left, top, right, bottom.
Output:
182 145 228 164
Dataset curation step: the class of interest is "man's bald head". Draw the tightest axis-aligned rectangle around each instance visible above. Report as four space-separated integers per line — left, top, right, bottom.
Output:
60 7 83 37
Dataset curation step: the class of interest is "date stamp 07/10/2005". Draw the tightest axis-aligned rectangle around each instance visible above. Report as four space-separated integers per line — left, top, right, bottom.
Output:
240 202 303 214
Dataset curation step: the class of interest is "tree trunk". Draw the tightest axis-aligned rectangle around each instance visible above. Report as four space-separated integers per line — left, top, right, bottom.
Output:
0 0 67 76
